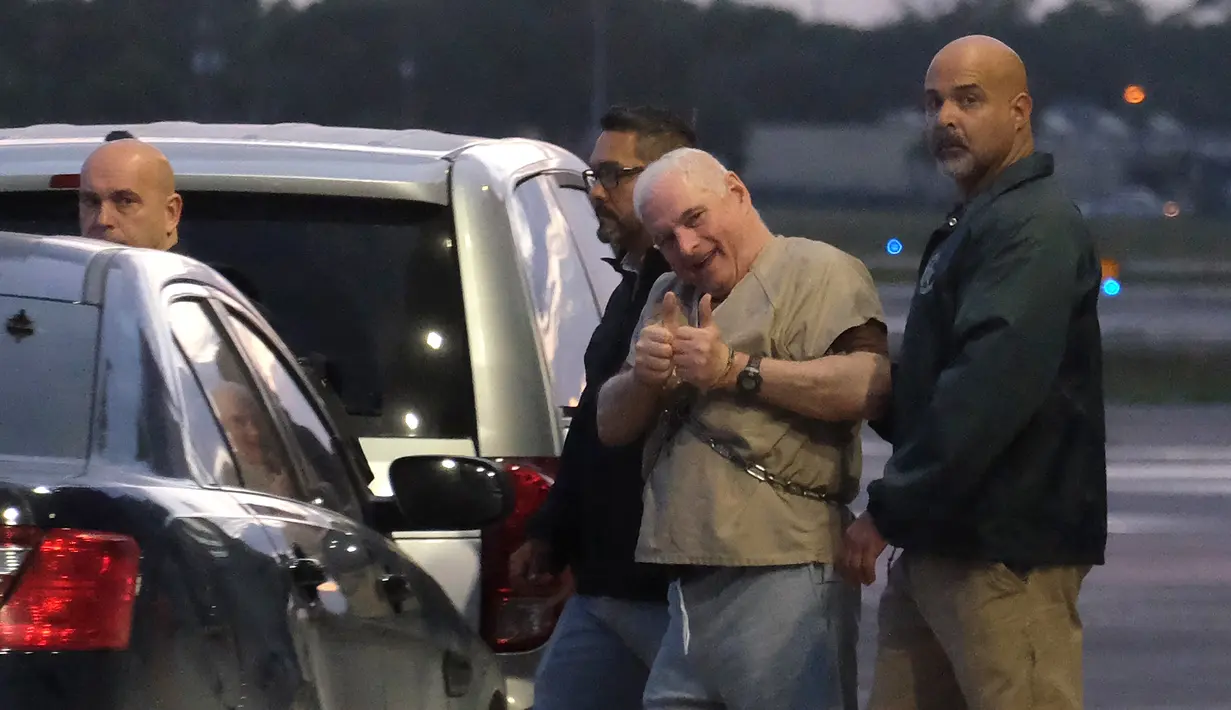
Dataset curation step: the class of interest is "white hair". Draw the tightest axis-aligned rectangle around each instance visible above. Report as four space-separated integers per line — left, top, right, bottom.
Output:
633 147 730 224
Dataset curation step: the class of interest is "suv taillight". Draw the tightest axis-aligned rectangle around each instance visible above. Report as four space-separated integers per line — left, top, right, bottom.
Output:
479 457 566 653
0 527 140 651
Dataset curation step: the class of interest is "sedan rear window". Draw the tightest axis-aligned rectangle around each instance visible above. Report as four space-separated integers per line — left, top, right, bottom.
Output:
0 296 98 459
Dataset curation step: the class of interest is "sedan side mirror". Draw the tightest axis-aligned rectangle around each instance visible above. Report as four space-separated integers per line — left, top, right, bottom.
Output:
387 455 514 531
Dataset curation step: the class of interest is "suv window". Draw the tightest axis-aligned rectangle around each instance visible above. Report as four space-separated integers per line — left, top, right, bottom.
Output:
169 299 300 499
513 175 603 408
226 311 363 520
553 181 622 309
0 297 98 459
0 190 476 441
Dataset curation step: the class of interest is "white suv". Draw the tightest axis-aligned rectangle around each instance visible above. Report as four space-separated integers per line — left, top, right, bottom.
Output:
0 122 618 709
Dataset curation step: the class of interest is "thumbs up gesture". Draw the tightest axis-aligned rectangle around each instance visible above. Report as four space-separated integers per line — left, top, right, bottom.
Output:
672 294 731 391
633 291 684 389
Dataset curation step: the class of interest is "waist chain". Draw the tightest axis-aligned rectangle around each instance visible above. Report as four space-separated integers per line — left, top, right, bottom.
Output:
679 417 836 503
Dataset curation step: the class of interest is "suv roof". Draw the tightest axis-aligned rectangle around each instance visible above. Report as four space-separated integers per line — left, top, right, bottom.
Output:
0 122 586 204
0 122 484 153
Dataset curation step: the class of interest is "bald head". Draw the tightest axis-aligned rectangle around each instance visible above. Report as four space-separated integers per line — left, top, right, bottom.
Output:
79 139 183 250
930 35 1028 97
923 35 1034 197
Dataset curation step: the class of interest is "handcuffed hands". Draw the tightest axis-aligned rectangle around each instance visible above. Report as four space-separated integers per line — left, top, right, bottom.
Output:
633 291 731 392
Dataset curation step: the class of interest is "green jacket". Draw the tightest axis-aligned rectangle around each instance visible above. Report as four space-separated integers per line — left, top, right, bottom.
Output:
868 152 1107 571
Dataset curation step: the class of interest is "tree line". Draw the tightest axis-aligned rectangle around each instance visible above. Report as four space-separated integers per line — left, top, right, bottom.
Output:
1 0 1226 164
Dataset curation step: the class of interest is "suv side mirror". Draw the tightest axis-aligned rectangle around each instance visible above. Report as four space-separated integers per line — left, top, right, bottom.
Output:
387 455 514 531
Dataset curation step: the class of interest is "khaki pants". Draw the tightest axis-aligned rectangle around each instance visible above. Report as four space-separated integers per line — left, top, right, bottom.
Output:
867 553 1091 710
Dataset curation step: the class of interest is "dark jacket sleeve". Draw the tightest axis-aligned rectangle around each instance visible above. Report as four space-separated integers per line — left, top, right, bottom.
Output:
867 212 1085 541
868 361 898 445
523 473 578 572
523 391 594 571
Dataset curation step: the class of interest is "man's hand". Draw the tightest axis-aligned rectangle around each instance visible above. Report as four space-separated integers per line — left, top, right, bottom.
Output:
672 294 729 390
634 292 682 388
509 539 559 592
838 512 889 586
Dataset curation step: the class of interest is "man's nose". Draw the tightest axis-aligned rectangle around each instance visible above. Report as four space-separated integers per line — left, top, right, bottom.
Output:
96 201 119 227
589 182 610 205
935 98 960 128
675 228 702 256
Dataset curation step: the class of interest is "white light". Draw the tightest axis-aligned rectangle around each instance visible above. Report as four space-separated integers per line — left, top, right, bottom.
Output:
404 412 420 431
425 331 444 350
443 238 454 249
442 459 457 470
32 486 50 495
2 508 19 524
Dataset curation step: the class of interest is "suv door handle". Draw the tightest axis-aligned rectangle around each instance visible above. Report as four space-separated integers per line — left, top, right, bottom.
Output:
288 557 328 599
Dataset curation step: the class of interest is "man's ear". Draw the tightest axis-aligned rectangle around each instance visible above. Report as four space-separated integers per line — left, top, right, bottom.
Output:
163 193 184 249
1011 92 1033 132
726 171 750 205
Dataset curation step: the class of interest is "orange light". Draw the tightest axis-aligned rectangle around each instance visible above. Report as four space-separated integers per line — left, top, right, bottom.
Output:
1101 259 1120 280
1163 201 1180 218
1123 85 1146 105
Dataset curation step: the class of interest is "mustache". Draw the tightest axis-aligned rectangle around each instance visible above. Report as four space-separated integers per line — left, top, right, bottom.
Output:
931 131 967 151
593 202 620 223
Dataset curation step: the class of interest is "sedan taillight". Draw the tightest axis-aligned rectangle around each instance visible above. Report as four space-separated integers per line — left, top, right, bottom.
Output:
0 526 140 651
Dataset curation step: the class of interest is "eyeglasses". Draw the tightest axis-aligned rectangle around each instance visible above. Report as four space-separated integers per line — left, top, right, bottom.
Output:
583 164 646 192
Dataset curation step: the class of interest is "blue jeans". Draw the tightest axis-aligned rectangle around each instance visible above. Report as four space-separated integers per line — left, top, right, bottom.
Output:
533 594 671 710
643 564 861 710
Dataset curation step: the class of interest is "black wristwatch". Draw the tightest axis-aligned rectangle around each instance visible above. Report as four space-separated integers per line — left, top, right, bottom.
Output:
736 354 763 397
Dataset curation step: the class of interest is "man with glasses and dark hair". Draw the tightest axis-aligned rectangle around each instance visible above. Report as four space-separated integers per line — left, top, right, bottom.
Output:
584 106 698 250
509 105 696 710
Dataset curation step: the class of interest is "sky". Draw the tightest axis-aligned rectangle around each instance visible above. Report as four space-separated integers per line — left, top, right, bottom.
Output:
282 0 1207 29
722 0 1200 27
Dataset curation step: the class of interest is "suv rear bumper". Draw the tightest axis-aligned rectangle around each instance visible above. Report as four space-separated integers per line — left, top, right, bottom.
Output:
499 647 544 710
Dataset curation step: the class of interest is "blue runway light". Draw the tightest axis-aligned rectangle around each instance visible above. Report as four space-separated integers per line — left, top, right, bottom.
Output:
886 238 903 255
1102 278 1121 297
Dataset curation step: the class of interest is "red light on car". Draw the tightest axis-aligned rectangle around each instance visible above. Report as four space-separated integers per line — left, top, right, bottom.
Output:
479 457 566 653
0 527 140 651
48 174 81 190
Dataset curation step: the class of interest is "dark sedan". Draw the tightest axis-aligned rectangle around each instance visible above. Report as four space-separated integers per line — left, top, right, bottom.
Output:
0 231 511 710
